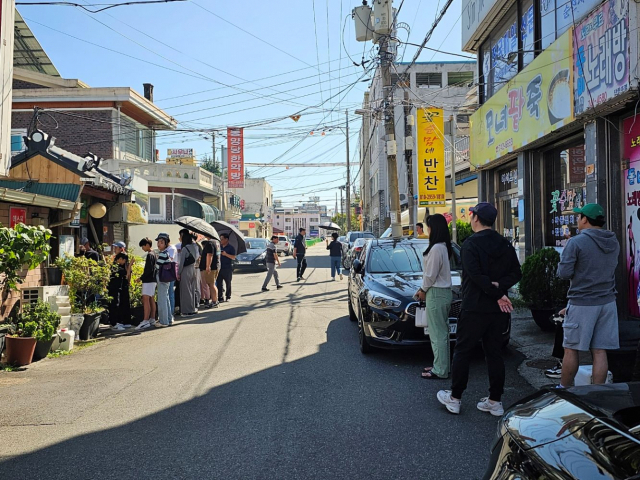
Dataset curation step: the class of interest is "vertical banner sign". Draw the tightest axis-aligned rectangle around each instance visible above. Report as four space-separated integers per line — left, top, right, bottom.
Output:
623 115 640 317
0 1 15 176
417 108 446 207
227 127 244 189
574 0 629 116
567 147 586 183
9 207 27 228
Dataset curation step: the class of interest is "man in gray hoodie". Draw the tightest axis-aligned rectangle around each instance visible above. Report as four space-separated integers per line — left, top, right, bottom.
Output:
557 203 620 387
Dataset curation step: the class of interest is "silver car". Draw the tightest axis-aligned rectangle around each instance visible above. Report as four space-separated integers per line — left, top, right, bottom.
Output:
276 235 293 256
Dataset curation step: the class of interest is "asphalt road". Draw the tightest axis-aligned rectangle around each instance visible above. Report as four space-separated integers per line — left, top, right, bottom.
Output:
0 245 533 480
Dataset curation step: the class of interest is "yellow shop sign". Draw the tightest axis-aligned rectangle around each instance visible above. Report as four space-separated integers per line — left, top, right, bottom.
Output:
417 108 446 207
471 29 574 167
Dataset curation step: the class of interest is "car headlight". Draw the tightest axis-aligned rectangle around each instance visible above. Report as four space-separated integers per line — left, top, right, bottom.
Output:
257 252 266 259
367 291 402 309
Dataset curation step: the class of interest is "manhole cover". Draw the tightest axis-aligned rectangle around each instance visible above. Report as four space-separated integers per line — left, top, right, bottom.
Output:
526 359 558 369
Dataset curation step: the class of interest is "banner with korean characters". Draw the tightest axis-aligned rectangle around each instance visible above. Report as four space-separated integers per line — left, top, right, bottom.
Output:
227 127 244 189
470 29 574 166
416 108 446 207
623 115 640 316
574 0 629 116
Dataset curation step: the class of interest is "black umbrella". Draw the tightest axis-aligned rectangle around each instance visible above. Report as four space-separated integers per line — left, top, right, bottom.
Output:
319 221 341 232
174 216 220 241
211 220 247 255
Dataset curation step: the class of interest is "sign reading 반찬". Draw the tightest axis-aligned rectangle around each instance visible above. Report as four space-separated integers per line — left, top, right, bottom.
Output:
416 108 446 207
227 127 244 189
470 29 574 166
574 0 629 116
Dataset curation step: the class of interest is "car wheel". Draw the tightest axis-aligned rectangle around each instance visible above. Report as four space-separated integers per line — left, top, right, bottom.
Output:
358 319 373 354
348 298 357 322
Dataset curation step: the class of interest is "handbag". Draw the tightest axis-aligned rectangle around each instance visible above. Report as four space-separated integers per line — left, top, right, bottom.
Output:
159 262 177 283
415 304 429 328
183 246 196 267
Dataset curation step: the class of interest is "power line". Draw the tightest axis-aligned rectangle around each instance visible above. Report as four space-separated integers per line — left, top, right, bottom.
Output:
16 0 185 13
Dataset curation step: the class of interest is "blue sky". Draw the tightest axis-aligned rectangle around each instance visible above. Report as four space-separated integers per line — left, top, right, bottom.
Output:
19 0 466 209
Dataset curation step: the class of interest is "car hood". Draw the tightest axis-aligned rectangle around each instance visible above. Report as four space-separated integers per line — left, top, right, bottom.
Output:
237 249 265 260
368 271 461 298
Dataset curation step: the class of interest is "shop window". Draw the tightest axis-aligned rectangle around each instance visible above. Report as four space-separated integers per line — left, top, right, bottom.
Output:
491 9 518 94
521 0 535 68
149 197 162 216
545 144 587 248
480 41 492 102
496 163 523 261
540 0 556 50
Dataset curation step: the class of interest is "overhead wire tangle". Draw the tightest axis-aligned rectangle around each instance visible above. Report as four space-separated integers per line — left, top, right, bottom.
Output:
15 0 185 12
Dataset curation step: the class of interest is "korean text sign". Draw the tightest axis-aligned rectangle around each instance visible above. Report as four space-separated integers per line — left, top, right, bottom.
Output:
574 0 629 116
417 108 445 207
624 124 640 316
470 29 574 166
227 127 244 189
9 207 26 228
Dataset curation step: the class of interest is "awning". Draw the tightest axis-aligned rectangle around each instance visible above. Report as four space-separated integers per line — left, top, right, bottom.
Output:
182 197 217 223
0 180 80 202
0 187 78 210
456 174 478 186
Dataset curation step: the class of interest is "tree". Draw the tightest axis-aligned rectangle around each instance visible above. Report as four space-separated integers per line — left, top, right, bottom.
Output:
200 155 221 177
331 214 347 232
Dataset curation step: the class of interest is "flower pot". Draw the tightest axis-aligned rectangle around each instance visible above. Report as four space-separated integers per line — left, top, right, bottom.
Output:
33 336 56 361
530 308 556 332
69 314 84 339
45 267 63 286
4 336 37 366
79 312 101 340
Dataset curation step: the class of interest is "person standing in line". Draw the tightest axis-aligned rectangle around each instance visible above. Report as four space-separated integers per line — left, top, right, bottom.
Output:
557 203 620 387
416 223 429 239
197 237 211 308
294 227 307 282
262 235 283 291
416 214 453 380
177 229 199 316
326 232 343 281
154 235 172 327
79 237 100 262
216 233 236 303
201 236 221 308
110 241 131 325
437 202 522 416
173 240 182 316
135 238 158 330
156 233 177 321
108 253 132 331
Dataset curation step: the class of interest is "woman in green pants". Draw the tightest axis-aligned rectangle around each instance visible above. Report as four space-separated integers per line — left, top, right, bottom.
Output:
415 214 453 380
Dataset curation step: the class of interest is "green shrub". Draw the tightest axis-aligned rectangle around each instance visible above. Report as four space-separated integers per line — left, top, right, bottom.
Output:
519 248 569 309
449 220 473 244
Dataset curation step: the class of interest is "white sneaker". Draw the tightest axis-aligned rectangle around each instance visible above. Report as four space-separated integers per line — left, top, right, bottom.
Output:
437 390 461 414
111 324 125 331
154 322 168 328
135 320 150 331
477 397 504 417
340 273 344 280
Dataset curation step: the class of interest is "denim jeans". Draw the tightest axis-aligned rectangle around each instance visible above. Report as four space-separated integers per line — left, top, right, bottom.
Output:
168 280 175 316
330 256 342 278
157 281 171 325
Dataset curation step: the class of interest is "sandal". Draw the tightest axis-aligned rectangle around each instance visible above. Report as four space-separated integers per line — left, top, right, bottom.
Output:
423 367 433 373
421 371 447 380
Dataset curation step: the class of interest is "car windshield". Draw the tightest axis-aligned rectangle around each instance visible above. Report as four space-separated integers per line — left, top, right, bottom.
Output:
278 237 287 242
349 232 374 242
246 239 267 249
368 243 425 273
353 238 367 248
338 236 346 242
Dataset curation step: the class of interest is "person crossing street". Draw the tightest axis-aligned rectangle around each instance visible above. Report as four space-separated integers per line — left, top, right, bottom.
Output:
294 227 307 282
262 235 282 292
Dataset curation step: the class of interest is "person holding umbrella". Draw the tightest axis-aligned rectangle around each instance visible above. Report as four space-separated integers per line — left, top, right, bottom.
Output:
177 228 200 316
326 232 343 281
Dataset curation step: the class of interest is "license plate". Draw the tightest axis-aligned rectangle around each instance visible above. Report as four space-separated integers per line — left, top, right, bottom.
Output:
424 324 457 336
238 261 251 265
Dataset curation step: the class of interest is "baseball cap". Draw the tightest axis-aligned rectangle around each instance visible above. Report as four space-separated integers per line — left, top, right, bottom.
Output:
112 241 126 248
155 232 170 241
470 202 498 224
80 237 90 245
574 203 604 219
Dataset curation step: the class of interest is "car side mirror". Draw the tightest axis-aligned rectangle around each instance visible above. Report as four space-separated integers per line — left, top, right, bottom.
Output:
353 259 363 274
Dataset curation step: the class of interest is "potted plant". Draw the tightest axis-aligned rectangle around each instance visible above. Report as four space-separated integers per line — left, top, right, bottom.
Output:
519 248 569 331
4 318 39 366
27 301 61 360
54 256 111 340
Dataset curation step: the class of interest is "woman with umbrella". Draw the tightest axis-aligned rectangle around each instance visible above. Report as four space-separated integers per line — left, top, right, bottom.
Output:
326 232 344 281
177 228 200 316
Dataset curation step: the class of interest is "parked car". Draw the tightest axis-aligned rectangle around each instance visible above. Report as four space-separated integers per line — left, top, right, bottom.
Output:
345 231 375 249
276 235 293 256
483 383 640 480
233 238 269 271
343 237 369 270
348 238 511 353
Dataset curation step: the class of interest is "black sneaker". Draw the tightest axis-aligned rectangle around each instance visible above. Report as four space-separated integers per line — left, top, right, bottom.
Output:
262 287 269 292
544 362 562 379
212 302 220 308
277 285 283 289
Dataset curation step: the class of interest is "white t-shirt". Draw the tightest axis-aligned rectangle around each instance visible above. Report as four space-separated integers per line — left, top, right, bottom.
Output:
166 244 178 261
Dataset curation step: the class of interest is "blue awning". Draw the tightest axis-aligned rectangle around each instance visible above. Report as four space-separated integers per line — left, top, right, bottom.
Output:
456 174 478 186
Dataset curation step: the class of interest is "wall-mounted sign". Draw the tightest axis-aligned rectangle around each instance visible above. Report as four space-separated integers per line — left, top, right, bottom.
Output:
471 29 574 166
248 222 255 229
624 153 640 316
227 127 245 189
567 147 586 183
574 0 629 116
461 0 500 50
167 148 194 159
417 108 446 207
9 207 26 228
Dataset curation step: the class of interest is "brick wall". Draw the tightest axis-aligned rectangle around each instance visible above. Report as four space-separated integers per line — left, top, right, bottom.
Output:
13 79 50 90
12 109 115 159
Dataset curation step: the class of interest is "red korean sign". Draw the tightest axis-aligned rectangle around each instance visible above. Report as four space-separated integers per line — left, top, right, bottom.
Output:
9 207 27 228
567 147 586 184
623 115 640 163
248 222 256 229
227 127 244 189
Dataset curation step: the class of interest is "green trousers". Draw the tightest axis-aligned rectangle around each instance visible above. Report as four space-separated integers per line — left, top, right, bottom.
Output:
426 287 453 378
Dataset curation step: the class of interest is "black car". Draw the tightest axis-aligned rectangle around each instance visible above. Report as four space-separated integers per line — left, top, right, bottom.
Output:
233 238 269 272
484 383 640 479
348 238 511 353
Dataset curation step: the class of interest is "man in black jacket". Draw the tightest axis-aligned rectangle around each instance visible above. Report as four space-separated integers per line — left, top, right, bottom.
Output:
437 202 522 416
293 228 307 281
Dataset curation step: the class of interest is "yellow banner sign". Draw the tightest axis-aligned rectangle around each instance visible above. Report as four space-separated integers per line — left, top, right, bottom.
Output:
417 108 446 207
470 29 574 167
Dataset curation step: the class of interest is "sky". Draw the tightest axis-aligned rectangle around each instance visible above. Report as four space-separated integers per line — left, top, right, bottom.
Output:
18 0 468 209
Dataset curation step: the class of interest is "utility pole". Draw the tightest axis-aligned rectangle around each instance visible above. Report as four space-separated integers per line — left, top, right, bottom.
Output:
449 114 457 243
403 90 415 232
380 36 402 238
345 109 351 231
217 131 225 220
339 186 344 219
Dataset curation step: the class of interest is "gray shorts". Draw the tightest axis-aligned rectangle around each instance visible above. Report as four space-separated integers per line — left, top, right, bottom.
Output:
563 301 620 351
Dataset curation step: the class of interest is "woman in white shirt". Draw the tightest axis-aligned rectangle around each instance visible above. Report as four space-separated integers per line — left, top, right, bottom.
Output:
415 214 453 380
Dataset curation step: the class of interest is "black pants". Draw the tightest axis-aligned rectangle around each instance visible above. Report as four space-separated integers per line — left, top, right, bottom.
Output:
216 268 233 300
552 322 564 360
451 311 508 401
296 254 307 278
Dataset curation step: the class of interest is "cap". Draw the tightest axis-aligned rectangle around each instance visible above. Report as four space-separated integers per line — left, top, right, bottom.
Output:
80 237 90 245
470 202 498 224
574 203 605 218
155 232 170 241
112 241 126 248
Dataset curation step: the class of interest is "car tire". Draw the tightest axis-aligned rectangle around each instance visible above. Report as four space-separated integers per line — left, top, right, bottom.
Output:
358 319 373 354
348 298 357 322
